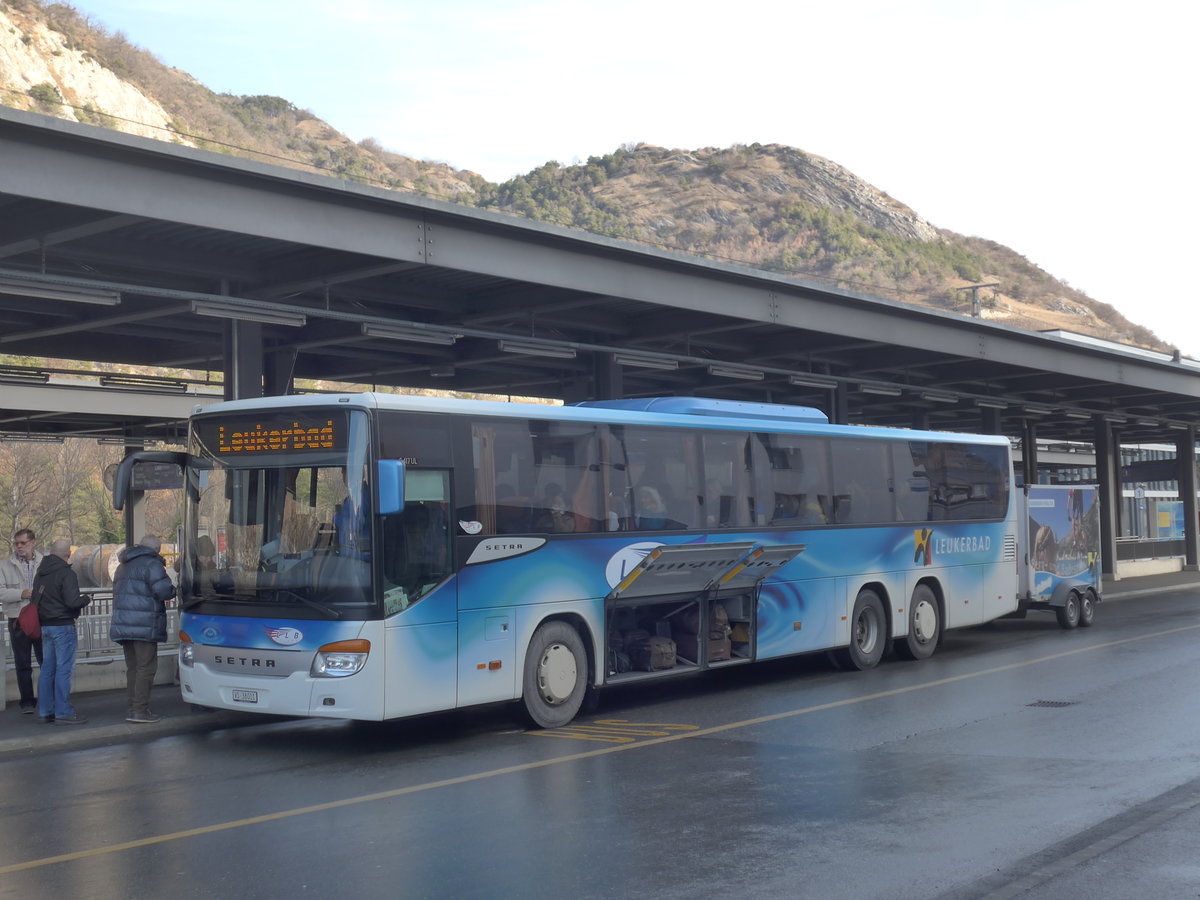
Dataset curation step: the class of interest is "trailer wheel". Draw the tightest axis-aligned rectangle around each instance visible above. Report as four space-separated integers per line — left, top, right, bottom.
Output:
1078 590 1097 627
1056 591 1081 629
835 589 887 671
896 584 940 660
522 620 588 728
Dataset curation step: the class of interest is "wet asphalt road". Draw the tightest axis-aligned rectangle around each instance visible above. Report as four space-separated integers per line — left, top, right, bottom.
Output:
3 587 1200 899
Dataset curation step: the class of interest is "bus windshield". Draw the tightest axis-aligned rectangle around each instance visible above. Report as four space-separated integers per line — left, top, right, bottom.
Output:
181 409 375 618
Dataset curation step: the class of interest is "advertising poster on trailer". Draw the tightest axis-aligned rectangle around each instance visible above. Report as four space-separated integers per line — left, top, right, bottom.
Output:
1026 485 1101 600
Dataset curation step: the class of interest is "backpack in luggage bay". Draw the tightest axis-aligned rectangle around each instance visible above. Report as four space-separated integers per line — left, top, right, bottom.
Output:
677 602 731 640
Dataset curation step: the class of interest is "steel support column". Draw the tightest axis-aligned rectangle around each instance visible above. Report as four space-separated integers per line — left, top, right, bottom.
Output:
592 353 623 401
1022 418 1038 487
981 407 1002 435
1093 418 1120 577
264 348 297 397
831 384 849 425
224 320 265 401
1177 427 1199 571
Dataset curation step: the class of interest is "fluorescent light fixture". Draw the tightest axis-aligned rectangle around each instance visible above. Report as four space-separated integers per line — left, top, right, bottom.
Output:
498 339 577 360
98 374 188 393
1136 419 1159 427
0 433 63 443
973 398 1008 409
1103 414 1127 424
361 322 458 345
859 383 902 397
0 277 120 306
0 368 50 384
708 364 764 381
191 299 306 327
1063 411 1092 420
788 375 837 389
920 391 957 403
1167 422 1189 431
1023 405 1053 416
612 352 679 371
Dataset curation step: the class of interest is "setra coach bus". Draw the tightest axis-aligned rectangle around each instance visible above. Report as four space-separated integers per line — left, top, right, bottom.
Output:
114 393 1019 727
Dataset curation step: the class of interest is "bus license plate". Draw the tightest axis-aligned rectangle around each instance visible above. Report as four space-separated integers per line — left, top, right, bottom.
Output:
231 689 259 704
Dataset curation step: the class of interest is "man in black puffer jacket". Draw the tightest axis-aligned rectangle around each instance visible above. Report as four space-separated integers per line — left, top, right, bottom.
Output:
111 535 176 724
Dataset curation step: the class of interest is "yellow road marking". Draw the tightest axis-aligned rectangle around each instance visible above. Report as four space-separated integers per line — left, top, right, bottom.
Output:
525 719 700 742
3 622 1197 875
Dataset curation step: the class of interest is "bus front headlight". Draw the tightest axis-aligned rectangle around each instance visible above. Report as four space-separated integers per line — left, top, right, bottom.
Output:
179 632 195 668
311 639 370 678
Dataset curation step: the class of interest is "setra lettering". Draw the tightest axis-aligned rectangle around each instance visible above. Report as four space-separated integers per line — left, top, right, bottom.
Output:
214 655 276 668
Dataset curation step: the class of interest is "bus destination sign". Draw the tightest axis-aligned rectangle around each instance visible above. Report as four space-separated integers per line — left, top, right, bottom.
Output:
195 413 347 457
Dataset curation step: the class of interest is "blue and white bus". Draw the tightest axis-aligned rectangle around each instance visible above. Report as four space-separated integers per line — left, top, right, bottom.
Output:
116 393 1018 727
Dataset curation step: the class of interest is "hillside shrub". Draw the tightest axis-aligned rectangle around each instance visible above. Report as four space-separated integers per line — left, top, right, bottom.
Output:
29 81 61 107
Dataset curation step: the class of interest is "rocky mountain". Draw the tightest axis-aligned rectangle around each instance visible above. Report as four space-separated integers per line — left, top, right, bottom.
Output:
0 0 1167 353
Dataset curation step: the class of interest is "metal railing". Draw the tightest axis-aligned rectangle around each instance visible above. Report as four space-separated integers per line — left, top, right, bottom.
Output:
3 588 180 667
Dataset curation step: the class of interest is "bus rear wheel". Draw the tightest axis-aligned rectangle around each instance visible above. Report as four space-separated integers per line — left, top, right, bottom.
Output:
836 589 887 671
522 620 588 728
1056 592 1081 629
896 584 940 661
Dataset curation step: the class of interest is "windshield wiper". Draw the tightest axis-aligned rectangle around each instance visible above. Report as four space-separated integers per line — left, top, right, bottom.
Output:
183 588 340 618
183 589 243 610
257 586 341 619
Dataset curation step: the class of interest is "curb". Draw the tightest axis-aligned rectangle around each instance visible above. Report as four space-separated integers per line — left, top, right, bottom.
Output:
0 707 261 757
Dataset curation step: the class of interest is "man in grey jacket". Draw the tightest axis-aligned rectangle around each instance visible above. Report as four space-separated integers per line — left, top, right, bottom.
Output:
111 535 176 723
1 528 44 713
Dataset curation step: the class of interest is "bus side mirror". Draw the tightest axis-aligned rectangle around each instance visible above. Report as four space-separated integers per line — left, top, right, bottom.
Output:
377 459 405 515
112 450 189 511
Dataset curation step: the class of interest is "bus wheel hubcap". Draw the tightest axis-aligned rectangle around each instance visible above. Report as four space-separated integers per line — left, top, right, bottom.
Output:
538 643 577 705
913 601 936 643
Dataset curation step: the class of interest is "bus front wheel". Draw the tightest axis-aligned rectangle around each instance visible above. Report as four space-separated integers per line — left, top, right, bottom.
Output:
522 621 588 728
836 589 887 671
896 584 940 661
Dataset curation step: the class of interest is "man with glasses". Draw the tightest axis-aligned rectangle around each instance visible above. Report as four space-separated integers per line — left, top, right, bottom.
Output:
1 529 44 713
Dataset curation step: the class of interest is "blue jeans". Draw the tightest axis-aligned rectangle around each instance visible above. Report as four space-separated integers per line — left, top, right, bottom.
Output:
38 625 79 718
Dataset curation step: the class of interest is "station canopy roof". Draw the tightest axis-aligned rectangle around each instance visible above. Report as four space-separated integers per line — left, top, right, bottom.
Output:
2 105 1199 447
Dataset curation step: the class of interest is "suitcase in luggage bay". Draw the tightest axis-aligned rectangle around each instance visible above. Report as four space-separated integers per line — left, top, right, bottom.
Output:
627 635 676 671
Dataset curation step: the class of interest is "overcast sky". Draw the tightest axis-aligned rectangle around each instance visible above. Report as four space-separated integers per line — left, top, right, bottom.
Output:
67 0 1199 355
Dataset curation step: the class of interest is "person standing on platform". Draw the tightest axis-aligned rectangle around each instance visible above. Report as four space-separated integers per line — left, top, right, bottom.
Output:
35 539 89 725
110 535 176 724
1 528 44 713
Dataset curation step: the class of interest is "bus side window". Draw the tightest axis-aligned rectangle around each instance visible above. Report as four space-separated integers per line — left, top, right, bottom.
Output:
831 439 892 524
